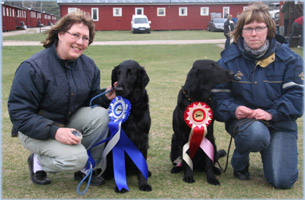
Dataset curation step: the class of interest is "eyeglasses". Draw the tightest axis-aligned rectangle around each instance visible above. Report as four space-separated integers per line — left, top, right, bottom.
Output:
242 26 267 33
66 31 90 43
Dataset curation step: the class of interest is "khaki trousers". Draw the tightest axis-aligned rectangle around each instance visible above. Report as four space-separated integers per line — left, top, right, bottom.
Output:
19 106 109 173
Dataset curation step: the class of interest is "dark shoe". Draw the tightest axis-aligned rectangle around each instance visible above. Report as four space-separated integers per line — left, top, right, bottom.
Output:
27 153 51 185
234 165 250 180
74 170 105 186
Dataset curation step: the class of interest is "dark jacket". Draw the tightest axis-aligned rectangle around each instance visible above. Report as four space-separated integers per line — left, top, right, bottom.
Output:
212 36 303 133
8 43 110 139
224 19 234 36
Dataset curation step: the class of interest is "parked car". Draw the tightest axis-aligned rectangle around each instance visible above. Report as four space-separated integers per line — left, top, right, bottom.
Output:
131 15 151 33
207 18 226 32
269 10 280 34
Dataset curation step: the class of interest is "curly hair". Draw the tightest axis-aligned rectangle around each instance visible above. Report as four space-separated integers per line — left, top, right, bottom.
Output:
231 2 276 43
42 10 95 48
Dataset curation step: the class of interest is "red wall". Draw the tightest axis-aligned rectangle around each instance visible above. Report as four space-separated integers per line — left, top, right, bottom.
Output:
2 5 27 31
2 4 56 31
60 4 246 31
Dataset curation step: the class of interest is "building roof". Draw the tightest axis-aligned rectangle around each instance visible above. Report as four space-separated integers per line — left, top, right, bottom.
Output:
57 0 280 4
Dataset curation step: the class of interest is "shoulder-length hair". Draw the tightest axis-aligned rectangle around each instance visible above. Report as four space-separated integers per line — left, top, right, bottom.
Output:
231 2 276 43
42 10 95 48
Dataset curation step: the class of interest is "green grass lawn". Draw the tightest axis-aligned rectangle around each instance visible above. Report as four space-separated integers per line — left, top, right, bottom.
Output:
2 34 304 199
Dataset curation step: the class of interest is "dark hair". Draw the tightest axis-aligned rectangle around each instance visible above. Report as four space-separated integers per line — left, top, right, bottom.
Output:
42 10 95 48
231 2 276 43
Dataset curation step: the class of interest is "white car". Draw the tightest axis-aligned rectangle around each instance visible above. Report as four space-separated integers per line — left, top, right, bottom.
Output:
131 15 151 33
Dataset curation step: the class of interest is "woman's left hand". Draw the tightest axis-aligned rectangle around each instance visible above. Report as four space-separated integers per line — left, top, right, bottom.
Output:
105 82 117 100
248 109 272 121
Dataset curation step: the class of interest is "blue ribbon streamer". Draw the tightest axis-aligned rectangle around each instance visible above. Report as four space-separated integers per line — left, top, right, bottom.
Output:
108 96 148 192
110 126 149 191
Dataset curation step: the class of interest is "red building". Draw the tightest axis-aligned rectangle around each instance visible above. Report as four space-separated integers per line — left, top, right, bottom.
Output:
2 2 57 31
2 3 27 31
57 0 249 31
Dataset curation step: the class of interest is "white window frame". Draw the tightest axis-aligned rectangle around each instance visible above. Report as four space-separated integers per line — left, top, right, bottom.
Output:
179 7 188 16
3 7 5 16
135 7 144 15
113 7 122 17
91 8 99 21
157 7 166 16
223 7 230 18
68 7 77 14
200 7 209 16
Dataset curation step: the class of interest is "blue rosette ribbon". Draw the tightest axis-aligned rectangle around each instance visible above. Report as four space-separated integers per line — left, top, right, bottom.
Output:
98 96 148 192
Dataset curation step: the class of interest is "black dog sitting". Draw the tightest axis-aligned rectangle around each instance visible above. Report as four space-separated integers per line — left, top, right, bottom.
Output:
102 60 152 193
170 60 234 185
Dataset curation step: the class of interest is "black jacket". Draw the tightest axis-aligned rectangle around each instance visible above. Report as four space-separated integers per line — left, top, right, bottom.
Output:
224 19 234 36
8 43 110 139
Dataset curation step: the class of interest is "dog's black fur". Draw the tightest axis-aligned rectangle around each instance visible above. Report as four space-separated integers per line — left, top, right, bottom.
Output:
102 60 152 193
170 60 234 185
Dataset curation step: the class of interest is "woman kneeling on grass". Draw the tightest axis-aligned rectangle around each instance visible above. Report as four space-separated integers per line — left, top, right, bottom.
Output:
8 11 116 186
212 2 303 189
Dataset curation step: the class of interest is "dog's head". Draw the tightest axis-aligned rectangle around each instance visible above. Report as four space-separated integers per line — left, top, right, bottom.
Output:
111 60 149 98
184 60 234 100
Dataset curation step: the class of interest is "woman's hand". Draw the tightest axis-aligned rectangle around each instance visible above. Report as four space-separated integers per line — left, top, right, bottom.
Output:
248 109 272 121
235 106 253 119
55 128 81 145
105 82 117 100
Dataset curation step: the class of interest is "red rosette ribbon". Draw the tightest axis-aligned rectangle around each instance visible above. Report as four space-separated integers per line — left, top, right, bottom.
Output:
182 102 214 169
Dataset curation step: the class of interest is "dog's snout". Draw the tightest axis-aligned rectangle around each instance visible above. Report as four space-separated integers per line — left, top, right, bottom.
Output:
115 86 123 92
228 71 235 78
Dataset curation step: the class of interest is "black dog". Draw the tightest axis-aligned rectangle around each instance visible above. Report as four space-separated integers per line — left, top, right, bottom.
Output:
170 60 234 185
102 60 152 193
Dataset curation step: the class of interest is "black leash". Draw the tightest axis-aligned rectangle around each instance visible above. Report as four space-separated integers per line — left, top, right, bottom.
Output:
217 118 270 173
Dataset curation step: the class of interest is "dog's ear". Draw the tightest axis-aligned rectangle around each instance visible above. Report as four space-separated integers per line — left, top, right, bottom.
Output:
138 66 149 89
111 65 119 86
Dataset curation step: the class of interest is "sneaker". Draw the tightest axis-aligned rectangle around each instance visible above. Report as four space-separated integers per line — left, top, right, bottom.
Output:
233 165 250 180
74 170 105 186
27 153 51 185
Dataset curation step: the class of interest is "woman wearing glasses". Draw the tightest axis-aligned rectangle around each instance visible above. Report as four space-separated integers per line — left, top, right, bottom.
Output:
212 2 303 189
8 11 116 186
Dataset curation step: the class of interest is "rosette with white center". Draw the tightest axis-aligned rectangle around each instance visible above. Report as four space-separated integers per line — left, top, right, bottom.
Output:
184 102 213 129
108 96 131 123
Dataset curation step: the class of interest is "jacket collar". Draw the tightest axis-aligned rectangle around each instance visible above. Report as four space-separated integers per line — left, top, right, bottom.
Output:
221 35 290 67
50 43 76 68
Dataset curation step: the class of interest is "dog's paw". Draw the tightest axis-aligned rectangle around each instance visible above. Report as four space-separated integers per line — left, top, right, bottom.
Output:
139 183 152 192
217 149 226 158
183 176 195 183
213 166 222 175
207 177 220 185
171 166 182 174
115 186 129 193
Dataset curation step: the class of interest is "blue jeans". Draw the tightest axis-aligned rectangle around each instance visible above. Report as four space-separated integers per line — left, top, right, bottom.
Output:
225 35 231 49
227 119 298 189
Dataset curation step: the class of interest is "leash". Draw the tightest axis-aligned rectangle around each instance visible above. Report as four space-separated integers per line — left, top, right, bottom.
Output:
217 118 270 173
77 163 93 195
89 87 115 108
76 87 115 195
